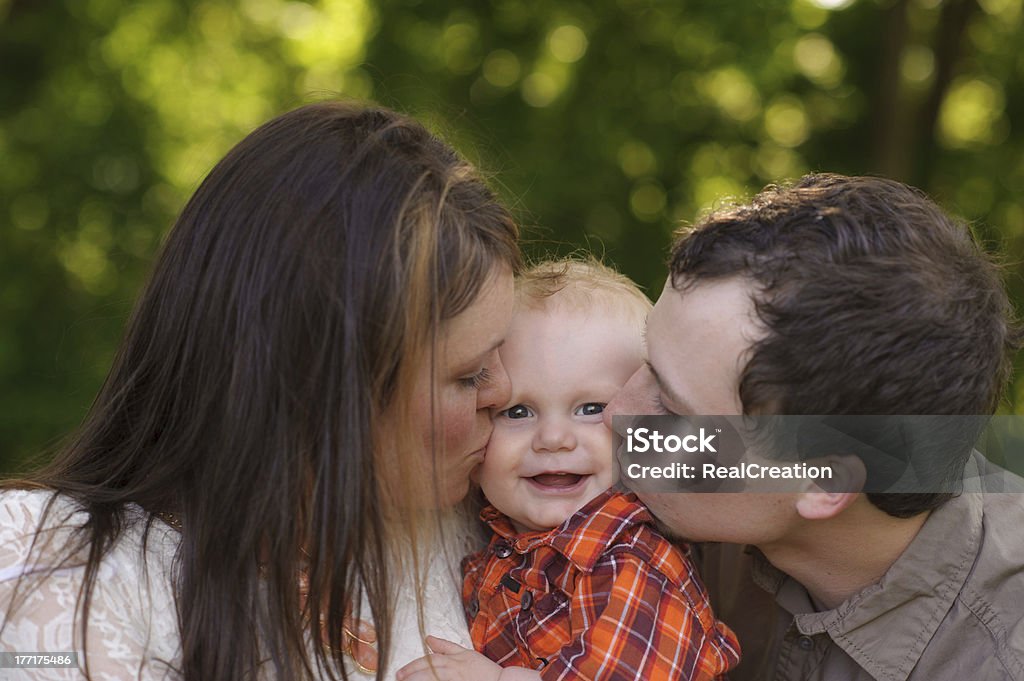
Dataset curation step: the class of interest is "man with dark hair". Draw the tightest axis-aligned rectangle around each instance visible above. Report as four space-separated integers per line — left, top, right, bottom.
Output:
606 174 1024 680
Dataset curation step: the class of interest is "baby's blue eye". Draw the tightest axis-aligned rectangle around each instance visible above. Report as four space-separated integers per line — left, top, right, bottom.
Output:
576 403 605 416
501 404 533 419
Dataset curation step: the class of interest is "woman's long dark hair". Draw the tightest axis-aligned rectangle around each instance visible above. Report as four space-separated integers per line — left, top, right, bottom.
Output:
1 102 520 680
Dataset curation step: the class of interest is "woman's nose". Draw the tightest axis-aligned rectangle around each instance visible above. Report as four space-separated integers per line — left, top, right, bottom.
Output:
478 355 512 410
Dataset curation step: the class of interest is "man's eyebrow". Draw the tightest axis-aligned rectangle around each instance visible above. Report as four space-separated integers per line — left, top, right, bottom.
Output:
641 319 693 411
645 359 692 414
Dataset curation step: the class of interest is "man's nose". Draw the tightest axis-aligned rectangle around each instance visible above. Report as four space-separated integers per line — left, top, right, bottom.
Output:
604 365 648 432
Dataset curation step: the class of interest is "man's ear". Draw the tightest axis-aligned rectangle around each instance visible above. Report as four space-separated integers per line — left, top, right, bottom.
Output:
794 454 866 521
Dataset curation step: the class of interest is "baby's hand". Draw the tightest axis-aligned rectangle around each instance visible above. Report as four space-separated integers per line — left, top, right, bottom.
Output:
395 636 540 681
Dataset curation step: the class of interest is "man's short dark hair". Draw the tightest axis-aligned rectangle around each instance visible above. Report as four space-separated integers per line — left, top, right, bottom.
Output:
669 173 1021 517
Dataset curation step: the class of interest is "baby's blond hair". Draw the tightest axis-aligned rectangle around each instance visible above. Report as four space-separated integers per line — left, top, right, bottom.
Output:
516 257 652 323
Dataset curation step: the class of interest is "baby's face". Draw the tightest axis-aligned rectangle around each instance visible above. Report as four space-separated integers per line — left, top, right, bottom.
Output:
477 303 644 532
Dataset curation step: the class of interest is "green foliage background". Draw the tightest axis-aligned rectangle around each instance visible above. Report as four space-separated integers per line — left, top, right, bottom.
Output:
3 0 1024 473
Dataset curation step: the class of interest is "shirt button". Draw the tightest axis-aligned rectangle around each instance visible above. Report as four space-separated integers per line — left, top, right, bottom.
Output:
468 596 479 619
520 590 534 612
494 542 513 559
797 635 814 651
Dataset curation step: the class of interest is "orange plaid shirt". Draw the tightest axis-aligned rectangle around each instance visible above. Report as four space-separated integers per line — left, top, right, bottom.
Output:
463 489 740 680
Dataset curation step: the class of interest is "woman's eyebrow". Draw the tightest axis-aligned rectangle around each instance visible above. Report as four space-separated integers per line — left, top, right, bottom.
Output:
463 338 505 367
482 338 505 357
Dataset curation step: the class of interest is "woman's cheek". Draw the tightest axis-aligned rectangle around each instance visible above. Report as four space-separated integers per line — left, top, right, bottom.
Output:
438 388 477 460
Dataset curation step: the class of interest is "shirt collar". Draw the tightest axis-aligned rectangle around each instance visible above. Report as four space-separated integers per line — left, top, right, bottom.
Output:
750 491 984 681
479 489 651 572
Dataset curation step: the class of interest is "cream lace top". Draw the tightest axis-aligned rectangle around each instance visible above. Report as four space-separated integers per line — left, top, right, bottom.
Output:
0 489 474 680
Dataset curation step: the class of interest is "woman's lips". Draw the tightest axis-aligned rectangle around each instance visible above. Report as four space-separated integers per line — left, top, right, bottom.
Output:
469 436 491 461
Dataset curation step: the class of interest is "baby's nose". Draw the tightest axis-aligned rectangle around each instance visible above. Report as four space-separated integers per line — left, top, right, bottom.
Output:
533 418 577 452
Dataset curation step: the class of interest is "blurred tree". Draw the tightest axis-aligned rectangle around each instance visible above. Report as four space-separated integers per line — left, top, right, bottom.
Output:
2 0 1023 473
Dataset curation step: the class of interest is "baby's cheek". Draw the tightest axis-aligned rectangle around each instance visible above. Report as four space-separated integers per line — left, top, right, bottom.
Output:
477 461 519 517
480 426 522 486
484 422 514 458
605 460 621 487
596 428 620 487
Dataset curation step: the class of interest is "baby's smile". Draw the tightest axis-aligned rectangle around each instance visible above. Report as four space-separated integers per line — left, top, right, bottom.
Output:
526 471 589 492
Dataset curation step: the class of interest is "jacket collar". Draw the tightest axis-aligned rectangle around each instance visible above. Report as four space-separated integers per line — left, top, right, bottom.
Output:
480 488 651 572
751 491 983 681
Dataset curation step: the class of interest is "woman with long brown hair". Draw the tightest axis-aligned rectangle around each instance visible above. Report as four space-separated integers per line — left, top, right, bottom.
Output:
0 101 521 680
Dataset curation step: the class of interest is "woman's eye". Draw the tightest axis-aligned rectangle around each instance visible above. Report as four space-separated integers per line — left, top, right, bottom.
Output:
458 367 491 390
500 404 532 419
576 403 606 416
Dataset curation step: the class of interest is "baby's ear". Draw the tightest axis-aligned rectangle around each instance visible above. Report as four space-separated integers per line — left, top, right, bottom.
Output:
794 454 865 520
